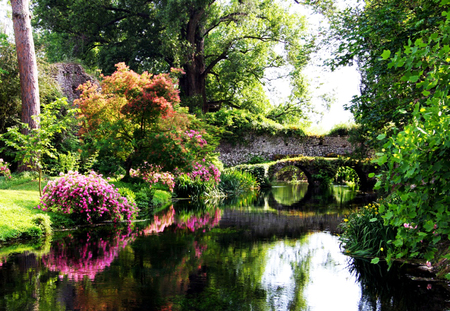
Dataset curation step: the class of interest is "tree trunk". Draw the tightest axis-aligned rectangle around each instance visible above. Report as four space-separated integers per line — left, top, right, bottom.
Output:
179 8 208 113
11 0 40 172
11 0 40 131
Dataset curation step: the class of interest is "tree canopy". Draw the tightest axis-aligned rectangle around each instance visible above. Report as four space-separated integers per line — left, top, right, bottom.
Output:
327 0 447 141
33 0 313 116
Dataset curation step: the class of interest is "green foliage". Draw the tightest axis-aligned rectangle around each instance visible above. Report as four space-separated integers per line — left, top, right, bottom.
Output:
232 164 270 187
174 174 211 199
245 155 269 165
334 166 359 186
0 98 79 194
326 122 359 137
0 38 21 135
204 109 306 144
0 39 62 139
274 165 307 183
340 203 397 259
219 169 259 195
372 5 450 265
310 158 335 187
328 0 449 145
33 0 312 114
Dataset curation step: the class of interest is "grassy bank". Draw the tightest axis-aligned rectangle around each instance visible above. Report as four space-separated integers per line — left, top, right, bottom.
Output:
0 174 174 244
0 178 52 243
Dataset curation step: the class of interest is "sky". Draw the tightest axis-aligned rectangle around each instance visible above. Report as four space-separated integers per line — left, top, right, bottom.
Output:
264 0 361 132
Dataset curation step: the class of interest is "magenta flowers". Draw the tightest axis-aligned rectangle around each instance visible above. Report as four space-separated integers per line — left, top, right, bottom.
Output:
38 171 137 224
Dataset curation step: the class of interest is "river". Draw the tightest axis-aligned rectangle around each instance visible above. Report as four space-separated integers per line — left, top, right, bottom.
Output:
1 183 450 310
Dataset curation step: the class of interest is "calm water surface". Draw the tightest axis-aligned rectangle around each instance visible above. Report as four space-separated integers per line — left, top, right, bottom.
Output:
1 184 450 310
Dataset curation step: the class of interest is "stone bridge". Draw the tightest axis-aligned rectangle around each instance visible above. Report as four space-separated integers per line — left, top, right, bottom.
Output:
236 156 379 192
217 133 356 167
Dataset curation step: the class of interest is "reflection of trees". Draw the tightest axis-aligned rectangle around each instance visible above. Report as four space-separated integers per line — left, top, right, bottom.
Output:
271 183 308 205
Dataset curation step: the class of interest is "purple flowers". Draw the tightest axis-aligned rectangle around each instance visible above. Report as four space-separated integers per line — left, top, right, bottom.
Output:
38 171 137 224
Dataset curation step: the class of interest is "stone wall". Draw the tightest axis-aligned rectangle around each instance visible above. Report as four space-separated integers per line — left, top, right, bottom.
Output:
217 133 354 166
54 63 98 103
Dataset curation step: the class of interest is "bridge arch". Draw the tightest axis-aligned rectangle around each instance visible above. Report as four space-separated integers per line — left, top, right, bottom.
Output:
266 157 378 192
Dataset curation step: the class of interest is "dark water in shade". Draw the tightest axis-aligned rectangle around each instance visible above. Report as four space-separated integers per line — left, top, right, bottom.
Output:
1 184 450 311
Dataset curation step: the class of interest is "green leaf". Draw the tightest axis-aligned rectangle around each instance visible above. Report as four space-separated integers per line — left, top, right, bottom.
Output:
368 172 375 178
422 90 431 97
369 217 378 222
381 50 391 60
377 133 386 140
371 257 380 264
409 75 420 83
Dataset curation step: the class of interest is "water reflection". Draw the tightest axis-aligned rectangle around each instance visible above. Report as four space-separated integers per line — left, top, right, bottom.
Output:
0 185 450 310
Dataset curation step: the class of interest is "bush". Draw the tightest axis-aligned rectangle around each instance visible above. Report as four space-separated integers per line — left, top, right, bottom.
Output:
38 171 137 224
130 163 175 192
204 109 306 144
174 173 210 198
327 122 359 137
339 202 397 258
233 164 270 187
219 169 259 195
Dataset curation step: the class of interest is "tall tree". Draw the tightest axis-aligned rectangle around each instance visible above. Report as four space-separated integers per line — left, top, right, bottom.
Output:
33 0 312 114
11 0 40 132
326 0 447 141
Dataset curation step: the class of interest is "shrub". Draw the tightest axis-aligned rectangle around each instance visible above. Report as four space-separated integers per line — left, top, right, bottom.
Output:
173 161 221 198
38 171 137 224
130 163 175 192
174 173 209 198
219 169 259 195
327 122 359 137
203 109 306 144
233 164 270 187
339 202 397 259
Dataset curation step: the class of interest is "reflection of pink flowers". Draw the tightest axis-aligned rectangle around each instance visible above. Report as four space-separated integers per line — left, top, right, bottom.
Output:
176 209 221 232
194 241 207 258
42 230 134 282
0 256 6 267
141 206 175 235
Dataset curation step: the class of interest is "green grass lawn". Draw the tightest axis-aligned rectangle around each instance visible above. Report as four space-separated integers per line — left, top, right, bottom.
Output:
0 177 52 243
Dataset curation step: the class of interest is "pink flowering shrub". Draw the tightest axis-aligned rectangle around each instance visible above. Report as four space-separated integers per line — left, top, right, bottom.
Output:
187 160 221 184
185 130 207 147
38 171 137 224
130 162 175 192
173 160 221 198
0 158 11 179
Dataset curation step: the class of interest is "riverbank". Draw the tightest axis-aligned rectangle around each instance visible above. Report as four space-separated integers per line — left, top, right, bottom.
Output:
0 175 174 245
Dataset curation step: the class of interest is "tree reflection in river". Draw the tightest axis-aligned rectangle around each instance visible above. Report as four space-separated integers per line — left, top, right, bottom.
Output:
1 184 450 310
